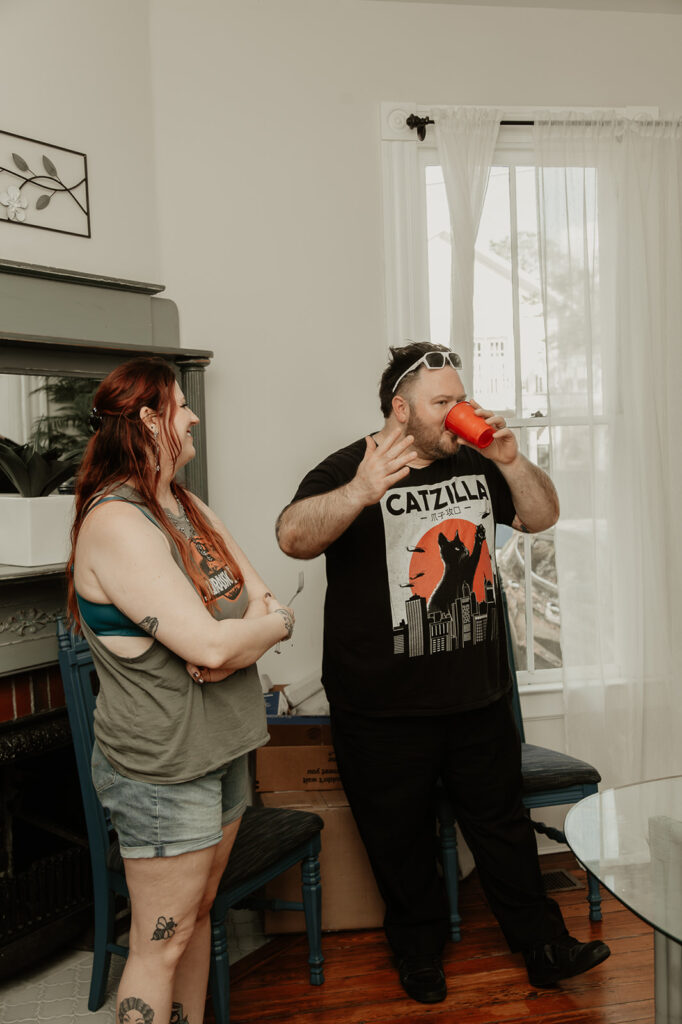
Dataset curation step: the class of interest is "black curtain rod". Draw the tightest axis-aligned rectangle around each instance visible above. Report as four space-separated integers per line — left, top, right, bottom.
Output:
406 113 681 139
406 114 533 140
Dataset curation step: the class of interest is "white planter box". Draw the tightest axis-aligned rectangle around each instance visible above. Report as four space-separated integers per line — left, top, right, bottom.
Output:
0 494 75 567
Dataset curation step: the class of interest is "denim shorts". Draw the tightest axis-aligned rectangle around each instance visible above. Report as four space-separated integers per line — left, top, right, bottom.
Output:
91 740 248 859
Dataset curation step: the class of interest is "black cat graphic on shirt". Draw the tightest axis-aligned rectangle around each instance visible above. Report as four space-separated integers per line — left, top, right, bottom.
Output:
428 524 487 615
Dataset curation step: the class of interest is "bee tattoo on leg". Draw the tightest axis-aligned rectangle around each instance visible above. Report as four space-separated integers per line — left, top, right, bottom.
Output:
150 915 177 941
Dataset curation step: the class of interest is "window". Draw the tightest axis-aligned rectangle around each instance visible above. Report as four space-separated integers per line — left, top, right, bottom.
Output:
382 119 602 683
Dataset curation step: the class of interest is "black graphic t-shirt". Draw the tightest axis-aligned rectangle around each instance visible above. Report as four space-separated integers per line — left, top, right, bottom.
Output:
292 438 516 716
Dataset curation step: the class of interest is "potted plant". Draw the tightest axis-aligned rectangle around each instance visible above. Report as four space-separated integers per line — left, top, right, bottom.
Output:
28 376 95 462
0 441 81 567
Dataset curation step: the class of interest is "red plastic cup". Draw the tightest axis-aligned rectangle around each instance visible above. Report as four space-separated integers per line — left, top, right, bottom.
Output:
444 401 495 448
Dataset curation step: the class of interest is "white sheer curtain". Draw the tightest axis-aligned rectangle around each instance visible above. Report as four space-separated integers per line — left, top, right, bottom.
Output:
433 107 500 386
534 113 682 787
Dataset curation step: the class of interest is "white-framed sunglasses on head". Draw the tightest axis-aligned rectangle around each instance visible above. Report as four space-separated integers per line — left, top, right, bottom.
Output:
391 350 462 393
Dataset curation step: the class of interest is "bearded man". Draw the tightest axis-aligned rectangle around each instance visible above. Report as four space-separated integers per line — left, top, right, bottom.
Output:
276 342 609 1005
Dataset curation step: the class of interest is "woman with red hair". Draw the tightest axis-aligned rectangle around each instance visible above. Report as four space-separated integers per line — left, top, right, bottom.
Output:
68 356 293 1024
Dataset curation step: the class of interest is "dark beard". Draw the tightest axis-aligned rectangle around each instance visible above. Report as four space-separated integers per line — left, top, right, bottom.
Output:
406 412 460 462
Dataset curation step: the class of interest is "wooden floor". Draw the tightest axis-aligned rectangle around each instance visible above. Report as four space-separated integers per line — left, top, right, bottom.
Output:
211 852 655 1024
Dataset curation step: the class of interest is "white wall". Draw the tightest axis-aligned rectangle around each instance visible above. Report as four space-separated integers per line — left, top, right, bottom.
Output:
148 0 682 689
0 0 159 282
4 0 682 711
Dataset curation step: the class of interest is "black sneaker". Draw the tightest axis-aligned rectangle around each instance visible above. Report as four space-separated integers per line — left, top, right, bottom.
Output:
397 953 447 1003
524 935 611 988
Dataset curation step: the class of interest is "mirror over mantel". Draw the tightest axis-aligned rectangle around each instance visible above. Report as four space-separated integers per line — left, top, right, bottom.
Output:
0 259 213 673
0 258 213 503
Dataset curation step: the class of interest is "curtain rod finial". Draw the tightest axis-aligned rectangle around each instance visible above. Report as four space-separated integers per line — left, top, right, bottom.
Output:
406 114 435 141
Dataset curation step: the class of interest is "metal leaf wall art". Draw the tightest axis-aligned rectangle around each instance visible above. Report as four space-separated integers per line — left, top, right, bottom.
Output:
0 129 90 237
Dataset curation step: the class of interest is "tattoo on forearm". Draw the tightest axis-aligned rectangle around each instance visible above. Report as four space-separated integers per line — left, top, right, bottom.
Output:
170 1003 189 1024
150 915 177 940
119 996 154 1024
273 607 294 639
138 616 159 638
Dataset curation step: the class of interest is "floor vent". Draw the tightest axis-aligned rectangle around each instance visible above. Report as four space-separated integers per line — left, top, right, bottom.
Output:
542 869 584 893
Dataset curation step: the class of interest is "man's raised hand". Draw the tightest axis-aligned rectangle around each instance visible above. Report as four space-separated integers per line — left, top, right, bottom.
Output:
348 428 416 507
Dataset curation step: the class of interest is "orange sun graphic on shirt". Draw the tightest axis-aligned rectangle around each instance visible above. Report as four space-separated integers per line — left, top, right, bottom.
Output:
407 520 492 605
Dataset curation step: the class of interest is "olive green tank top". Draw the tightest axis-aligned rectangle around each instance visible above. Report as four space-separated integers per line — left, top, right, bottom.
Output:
80 485 268 784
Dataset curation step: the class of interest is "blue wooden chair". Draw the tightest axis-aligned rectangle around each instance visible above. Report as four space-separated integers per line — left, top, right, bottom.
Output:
56 619 324 1024
437 588 602 942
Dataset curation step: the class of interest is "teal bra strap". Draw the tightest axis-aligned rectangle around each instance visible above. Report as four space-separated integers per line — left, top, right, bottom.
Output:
77 494 160 638
76 592 148 638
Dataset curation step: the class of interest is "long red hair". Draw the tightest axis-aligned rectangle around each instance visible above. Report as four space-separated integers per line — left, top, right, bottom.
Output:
67 356 243 628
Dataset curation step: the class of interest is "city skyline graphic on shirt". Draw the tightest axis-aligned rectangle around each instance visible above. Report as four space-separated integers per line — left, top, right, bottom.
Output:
380 473 500 659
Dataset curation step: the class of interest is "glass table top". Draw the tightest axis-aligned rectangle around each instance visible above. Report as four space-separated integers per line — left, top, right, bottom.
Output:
565 775 682 945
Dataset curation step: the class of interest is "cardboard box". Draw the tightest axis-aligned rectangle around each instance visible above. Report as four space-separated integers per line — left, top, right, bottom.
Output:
266 721 333 747
255 744 341 792
256 716 336 790
260 790 385 933
256 716 385 931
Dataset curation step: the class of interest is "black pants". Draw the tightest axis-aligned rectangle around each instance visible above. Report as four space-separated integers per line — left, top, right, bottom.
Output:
330 694 567 958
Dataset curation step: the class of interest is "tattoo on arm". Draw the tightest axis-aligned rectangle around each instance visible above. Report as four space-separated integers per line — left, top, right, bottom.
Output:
170 1003 189 1024
138 616 159 638
273 607 294 639
119 996 154 1023
150 915 177 940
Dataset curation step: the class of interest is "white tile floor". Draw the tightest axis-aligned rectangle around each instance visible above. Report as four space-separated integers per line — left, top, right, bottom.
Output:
0 910 268 1024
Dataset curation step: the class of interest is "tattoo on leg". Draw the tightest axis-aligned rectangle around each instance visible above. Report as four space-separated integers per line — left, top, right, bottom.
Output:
170 1003 189 1024
150 915 177 940
138 616 159 637
119 996 155 1024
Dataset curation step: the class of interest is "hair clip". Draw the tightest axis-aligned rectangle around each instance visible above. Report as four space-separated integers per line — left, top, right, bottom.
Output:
89 407 103 432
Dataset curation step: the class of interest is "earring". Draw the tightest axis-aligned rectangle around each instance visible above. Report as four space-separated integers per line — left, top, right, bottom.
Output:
152 427 160 472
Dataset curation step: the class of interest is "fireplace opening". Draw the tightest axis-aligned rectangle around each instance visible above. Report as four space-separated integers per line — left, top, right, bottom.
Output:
0 717 93 981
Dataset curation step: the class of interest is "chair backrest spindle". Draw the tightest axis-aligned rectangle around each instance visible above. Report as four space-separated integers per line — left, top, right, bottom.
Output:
56 618 116 861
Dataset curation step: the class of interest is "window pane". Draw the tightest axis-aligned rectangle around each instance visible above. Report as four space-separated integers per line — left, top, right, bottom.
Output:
530 532 561 669
498 532 528 672
498 529 561 671
425 164 451 347
473 167 515 411
537 165 600 417
526 422 552 476
515 166 549 419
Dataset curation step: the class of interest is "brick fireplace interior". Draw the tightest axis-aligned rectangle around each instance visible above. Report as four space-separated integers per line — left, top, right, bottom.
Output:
0 663 92 979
